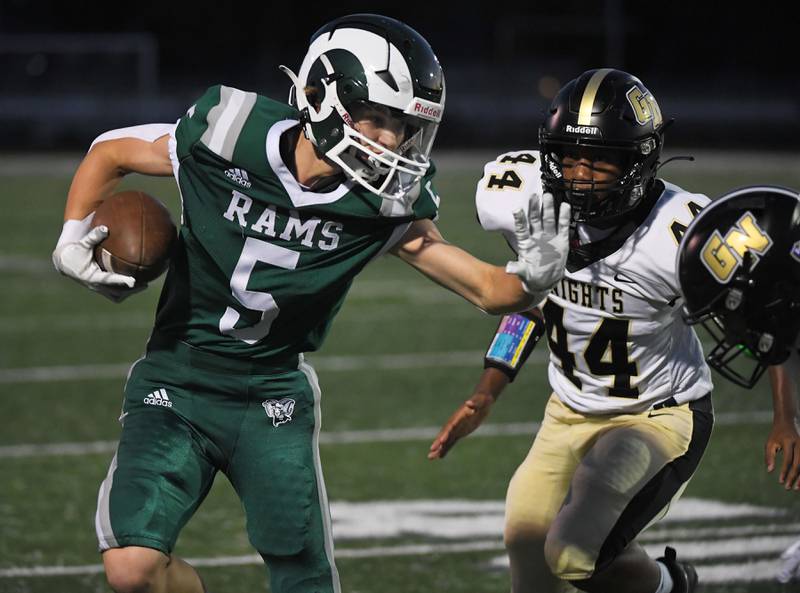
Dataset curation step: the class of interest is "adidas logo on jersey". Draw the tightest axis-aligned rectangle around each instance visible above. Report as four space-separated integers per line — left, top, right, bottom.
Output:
225 168 252 189
144 388 173 408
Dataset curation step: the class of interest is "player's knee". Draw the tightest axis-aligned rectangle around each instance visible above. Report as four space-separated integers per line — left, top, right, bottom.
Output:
543 530 594 581
103 547 168 593
504 519 549 557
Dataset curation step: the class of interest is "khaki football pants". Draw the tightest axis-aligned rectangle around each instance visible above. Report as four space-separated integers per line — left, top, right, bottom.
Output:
505 393 712 593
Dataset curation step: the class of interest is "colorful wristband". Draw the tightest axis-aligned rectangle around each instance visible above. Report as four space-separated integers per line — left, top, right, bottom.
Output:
484 312 545 381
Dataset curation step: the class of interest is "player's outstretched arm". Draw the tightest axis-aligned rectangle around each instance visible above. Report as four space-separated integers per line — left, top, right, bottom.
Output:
391 219 534 314
428 366 510 459
766 356 800 491
53 128 174 301
393 194 569 313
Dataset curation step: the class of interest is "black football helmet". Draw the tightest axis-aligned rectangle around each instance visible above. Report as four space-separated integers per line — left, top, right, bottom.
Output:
539 68 665 229
677 185 800 388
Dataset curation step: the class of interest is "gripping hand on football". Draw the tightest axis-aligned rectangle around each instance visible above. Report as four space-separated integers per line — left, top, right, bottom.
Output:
52 214 142 302
505 192 571 303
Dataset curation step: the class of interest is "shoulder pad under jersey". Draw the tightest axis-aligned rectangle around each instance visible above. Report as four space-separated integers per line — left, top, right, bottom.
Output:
475 149 543 252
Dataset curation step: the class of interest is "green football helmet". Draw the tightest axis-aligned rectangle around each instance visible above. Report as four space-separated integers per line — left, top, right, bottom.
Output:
281 14 445 200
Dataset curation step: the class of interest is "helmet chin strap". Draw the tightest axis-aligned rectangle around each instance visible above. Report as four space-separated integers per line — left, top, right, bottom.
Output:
279 65 318 145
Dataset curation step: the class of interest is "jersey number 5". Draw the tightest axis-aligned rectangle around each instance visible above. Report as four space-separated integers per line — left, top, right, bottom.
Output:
219 237 299 344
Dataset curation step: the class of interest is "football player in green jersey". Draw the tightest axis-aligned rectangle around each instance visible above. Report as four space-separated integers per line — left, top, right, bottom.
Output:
51 14 570 593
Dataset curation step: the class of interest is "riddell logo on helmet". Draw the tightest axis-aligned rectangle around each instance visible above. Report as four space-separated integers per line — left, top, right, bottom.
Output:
412 102 442 121
565 124 601 135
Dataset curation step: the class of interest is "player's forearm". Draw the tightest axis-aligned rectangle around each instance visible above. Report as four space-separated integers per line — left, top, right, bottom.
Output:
415 254 534 314
769 363 799 427
64 144 128 220
477 266 537 314
472 366 511 402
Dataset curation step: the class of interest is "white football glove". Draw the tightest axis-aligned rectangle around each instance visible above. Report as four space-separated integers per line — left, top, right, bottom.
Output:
778 538 800 583
52 213 144 303
505 192 571 304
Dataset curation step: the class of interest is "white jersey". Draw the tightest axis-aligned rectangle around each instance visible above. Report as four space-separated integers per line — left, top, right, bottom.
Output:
476 150 713 415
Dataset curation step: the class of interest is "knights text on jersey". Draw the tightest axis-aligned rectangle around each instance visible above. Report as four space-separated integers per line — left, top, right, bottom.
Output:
475 151 713 414
155 85 440 360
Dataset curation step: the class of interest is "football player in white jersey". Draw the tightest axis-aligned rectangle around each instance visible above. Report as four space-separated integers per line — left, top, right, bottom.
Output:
430 69 713 593
677 185 800 583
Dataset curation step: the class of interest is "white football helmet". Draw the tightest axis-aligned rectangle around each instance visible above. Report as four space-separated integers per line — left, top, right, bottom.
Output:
280 14 445 200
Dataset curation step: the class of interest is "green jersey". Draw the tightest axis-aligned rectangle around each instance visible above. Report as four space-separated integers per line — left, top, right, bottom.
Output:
153 85 440 360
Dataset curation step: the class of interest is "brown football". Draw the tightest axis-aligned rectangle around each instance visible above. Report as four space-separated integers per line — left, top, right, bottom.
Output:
91 190 177 283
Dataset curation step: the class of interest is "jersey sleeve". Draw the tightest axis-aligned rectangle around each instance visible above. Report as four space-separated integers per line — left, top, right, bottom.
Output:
474 150 543 253
173 85 260 162
173 85 222 160
649 188 711 301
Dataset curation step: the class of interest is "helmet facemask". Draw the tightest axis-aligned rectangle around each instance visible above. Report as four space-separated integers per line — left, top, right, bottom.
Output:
540 134 661 229
326 101 439 199
682 252 798 388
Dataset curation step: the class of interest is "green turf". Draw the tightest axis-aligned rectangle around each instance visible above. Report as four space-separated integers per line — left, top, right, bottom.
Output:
1 153 799 592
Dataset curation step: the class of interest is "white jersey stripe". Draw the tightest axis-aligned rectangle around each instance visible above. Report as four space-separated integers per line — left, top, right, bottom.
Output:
201 87 257 160
95 452 119 550
299 357 342 593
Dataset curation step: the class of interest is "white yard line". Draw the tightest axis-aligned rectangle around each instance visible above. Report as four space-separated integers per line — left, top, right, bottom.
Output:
0 350 546 384
0 542 507 578
0 412 773 460
0 539 793 582
1 497 795 581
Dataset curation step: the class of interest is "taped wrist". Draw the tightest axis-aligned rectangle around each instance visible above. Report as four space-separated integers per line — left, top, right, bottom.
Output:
484 312 545 381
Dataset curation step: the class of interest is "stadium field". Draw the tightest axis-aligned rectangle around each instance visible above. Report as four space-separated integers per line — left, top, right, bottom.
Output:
1 151 799 593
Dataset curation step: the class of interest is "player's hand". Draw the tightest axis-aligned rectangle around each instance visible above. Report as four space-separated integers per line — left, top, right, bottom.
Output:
428 392 495 460
506 192 571 302
765 420 800 490
52 217 140 302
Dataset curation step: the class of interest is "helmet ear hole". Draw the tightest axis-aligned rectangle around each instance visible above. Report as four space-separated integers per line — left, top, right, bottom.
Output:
304 87 322 111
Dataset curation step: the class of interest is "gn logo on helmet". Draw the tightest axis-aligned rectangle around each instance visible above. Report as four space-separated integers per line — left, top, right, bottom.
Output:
626 85 663 127
262 398 296 427
700 211 773 283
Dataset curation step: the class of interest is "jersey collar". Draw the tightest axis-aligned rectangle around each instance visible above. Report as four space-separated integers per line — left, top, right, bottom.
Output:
566 180 664 272
266 119 354 207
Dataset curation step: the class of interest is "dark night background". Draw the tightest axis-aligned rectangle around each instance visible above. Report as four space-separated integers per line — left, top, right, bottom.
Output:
1 0 798 151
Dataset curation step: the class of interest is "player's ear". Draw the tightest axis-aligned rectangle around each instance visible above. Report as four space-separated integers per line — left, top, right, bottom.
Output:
304 87 321 112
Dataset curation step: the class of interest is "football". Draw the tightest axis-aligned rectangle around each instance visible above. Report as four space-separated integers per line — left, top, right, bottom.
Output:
91 190 177 284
